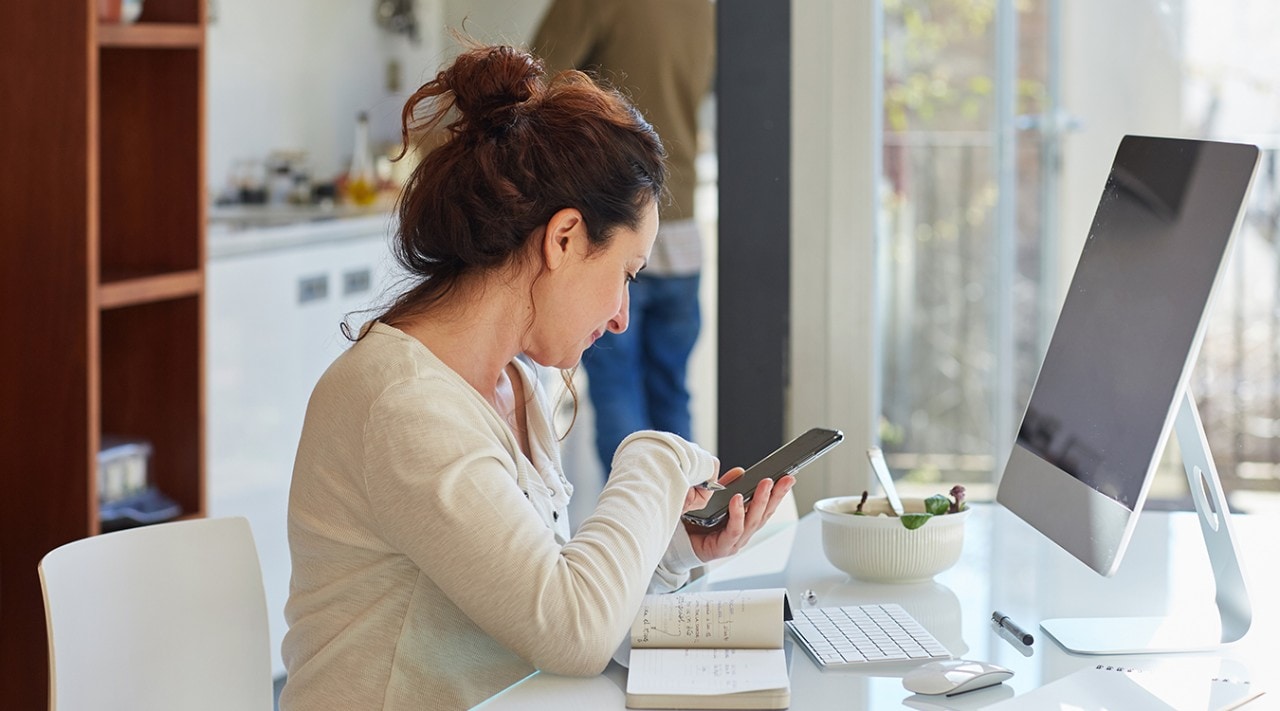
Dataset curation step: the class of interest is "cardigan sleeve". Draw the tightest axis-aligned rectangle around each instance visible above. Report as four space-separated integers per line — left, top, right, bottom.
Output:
361 379 716 676
650 523 702 593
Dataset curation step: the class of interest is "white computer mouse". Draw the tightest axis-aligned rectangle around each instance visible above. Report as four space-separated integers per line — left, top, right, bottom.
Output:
902 659 1014 696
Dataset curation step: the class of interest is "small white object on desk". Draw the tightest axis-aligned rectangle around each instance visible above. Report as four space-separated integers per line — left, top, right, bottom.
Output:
903 659 1013 696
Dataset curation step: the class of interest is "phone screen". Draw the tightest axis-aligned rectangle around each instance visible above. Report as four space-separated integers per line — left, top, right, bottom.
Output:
681 427 844 527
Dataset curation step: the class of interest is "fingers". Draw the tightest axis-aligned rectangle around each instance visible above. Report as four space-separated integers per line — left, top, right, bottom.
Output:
682 486 714 514
716 479 772 554
760 474 796 519
742 477 775 532
719 493 747 542
718 466 746 486
733 476 793 547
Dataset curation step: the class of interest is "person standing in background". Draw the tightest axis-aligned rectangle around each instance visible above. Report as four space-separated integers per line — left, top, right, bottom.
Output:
532 0 715 476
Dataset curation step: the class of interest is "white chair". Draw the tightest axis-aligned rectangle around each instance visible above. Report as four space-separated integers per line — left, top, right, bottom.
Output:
39 517 273 711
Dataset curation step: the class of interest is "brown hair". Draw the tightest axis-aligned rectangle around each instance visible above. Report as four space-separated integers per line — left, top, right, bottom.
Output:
374 43 667 328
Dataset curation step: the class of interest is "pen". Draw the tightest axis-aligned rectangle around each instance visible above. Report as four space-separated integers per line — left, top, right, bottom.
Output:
695 479 726 491
992 610 1034 646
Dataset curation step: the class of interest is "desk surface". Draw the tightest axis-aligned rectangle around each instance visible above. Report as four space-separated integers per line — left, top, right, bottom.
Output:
475 504 1280 710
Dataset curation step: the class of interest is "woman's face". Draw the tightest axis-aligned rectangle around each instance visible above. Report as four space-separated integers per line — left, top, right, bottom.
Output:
526 202 659 369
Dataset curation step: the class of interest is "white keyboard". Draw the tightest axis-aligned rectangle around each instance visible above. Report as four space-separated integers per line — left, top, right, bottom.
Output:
787 603 951 668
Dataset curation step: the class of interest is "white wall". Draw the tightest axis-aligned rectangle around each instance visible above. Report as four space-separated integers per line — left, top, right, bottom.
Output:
788 0 882 509
206 0 447 195
1058 1 1184 296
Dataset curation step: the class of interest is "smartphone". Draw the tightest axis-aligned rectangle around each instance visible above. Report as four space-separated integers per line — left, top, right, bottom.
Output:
681 427 844 528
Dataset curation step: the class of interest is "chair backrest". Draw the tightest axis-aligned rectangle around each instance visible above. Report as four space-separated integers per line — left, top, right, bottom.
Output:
39 517 273 711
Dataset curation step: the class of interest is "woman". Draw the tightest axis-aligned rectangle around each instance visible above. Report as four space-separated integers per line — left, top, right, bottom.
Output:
280 43 795 710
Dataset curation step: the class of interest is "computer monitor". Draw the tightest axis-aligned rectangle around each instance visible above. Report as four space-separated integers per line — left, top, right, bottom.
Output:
996 135 1259 654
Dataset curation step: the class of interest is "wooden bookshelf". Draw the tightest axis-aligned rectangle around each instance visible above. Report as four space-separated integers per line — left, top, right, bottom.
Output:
97 22 203 48
0 0 206 706
99 270 204 309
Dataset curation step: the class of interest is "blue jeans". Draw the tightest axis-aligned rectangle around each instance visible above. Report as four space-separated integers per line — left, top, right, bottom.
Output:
582 274 701 475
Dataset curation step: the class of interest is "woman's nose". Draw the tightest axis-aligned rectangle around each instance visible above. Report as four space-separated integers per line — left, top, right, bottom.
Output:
607 292 631 334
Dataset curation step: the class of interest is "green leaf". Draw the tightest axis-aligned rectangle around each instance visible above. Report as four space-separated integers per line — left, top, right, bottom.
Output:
924 495 950 516
900 513 932 530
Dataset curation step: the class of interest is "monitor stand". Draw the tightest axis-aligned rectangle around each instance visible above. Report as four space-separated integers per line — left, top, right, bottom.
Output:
1040 390 1253 655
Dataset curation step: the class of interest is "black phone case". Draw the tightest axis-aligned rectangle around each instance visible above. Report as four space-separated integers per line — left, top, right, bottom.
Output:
681 427 843 527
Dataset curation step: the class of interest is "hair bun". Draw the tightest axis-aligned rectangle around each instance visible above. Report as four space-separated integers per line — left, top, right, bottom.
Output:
444 45 544 135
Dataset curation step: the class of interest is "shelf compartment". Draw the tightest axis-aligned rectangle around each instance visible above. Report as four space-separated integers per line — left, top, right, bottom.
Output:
99 46 202 279
99 269 202 309
99 296 204 532
98 23 202 48
136 0 201 24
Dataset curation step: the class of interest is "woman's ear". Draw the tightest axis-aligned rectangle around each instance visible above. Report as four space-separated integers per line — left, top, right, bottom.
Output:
542 208 586 271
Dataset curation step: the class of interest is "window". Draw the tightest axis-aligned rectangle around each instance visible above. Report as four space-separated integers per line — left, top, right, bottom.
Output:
877 0 1280 512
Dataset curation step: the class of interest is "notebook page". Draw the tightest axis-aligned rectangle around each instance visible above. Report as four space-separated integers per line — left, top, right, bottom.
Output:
630 588 786 650
625 648 790 696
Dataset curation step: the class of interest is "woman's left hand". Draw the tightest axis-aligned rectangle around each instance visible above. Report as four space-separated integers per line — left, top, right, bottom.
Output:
685 472 796 563
681 459 735 514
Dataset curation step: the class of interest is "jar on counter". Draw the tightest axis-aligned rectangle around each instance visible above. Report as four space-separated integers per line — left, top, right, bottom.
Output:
346 112 378 206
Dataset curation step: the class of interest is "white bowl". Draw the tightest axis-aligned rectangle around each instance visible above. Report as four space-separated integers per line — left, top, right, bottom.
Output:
814 496 970 583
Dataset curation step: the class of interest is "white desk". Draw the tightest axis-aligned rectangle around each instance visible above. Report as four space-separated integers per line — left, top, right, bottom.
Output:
475 504 1280 709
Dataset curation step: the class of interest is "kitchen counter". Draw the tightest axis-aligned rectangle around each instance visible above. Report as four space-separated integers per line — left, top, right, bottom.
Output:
208 204 396 259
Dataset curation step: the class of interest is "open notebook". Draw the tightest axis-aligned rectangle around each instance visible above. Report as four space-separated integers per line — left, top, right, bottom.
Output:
622 588 792 710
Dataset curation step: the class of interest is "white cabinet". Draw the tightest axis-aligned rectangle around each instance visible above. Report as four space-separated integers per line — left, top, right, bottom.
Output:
207 215 398 678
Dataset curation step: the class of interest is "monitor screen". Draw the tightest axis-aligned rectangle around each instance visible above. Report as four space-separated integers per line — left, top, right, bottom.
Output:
998 135 1258 575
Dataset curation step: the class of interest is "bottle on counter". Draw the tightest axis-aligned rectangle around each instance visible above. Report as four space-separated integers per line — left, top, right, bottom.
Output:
346 112 378 207
268 162 293 206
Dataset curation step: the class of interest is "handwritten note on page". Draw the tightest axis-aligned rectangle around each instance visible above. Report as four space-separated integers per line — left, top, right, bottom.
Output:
625 648 790 696
630 588 785 650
